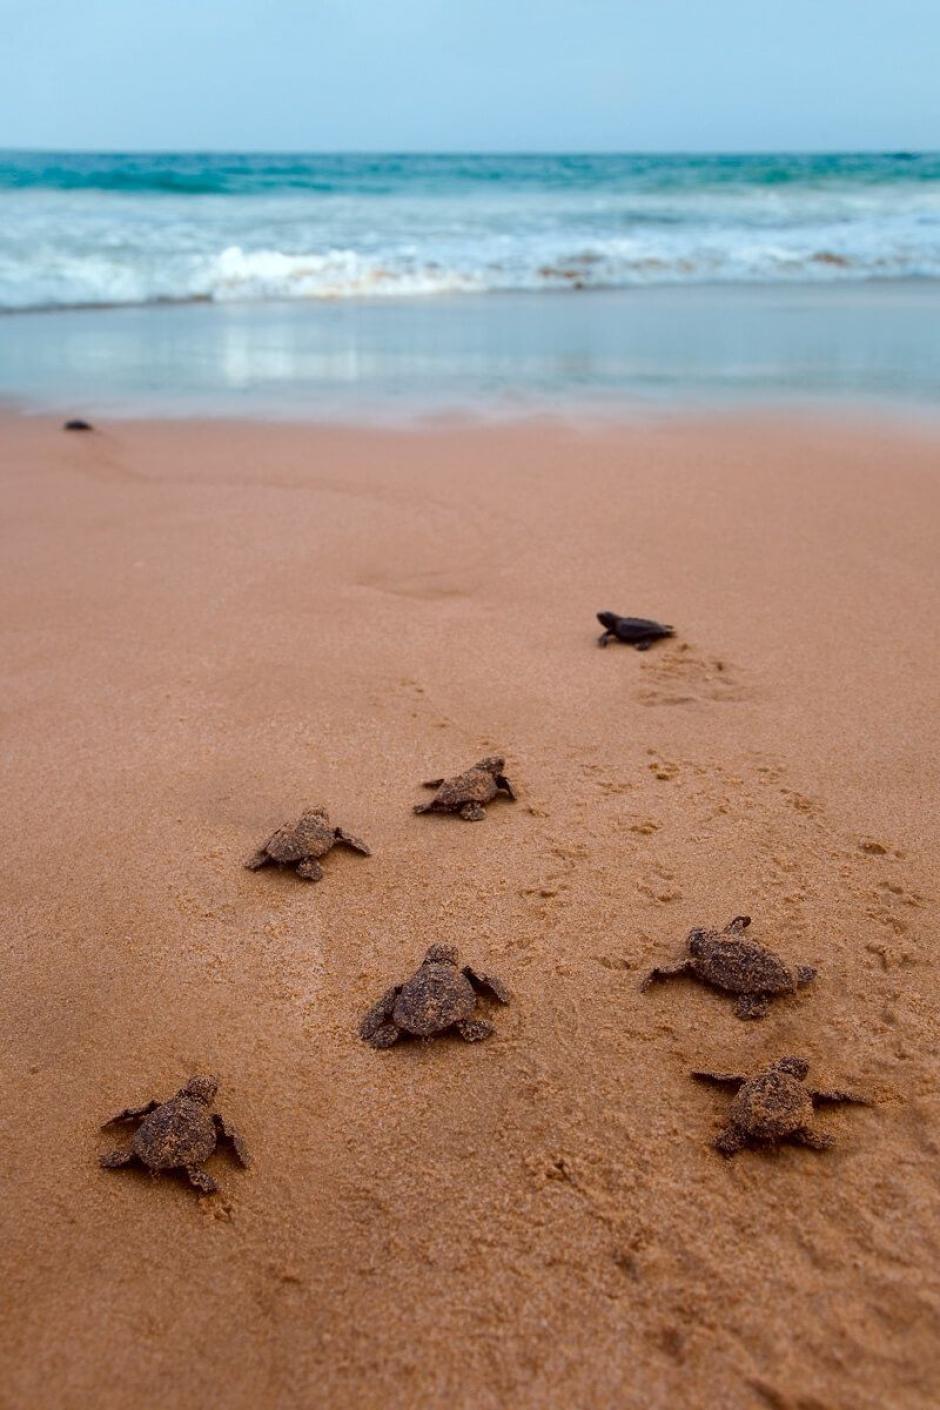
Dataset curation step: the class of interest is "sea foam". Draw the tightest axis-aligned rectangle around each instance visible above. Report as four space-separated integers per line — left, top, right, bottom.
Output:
1 152 938 311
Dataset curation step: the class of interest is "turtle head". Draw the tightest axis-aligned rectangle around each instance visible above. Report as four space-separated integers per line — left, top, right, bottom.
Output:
687 927 715 958
475 756 505 776
597 612 619 631
181 1075 219 1104
423 944 459 967
773 1057 809 1081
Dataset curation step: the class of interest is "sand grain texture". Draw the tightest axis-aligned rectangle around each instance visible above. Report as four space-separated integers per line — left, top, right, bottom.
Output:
1 413 938 1410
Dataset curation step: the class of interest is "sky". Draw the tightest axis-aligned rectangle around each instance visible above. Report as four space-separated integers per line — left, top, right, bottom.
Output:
2 0 938 152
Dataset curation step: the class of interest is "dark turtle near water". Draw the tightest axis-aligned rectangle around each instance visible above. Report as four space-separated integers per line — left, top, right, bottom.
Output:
597 612 674 650
245 807 371 881
414 755 516 822
641 915 816 1019
360 944 510 1047
99 1075 249 1194
63 419 94 432
692 1058 870 1156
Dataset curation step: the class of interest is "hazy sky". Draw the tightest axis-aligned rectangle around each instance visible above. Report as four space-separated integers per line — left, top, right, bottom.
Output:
2 0 938 152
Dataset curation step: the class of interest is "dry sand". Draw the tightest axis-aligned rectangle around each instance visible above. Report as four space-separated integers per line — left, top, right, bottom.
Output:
1 411 938 1410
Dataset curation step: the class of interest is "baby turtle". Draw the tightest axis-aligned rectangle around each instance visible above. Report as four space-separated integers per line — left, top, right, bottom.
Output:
360 944 510 1047
99 1075 249 1194
63 418 94 432
641 914 816 1019
692 1058 870 1155
597 612 674 650
245 806 371 881
414 755 516 821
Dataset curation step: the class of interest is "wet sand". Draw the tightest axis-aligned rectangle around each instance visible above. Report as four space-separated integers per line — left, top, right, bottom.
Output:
5 282 940 420
2 411 938 1410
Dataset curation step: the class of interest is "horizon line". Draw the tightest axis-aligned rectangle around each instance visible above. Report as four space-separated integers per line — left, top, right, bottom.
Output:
1 145 936 158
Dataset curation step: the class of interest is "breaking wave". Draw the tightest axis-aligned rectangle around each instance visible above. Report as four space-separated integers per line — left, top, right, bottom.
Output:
1 151 939 310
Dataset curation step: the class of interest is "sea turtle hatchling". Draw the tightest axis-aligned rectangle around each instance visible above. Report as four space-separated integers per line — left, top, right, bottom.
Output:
596 612 675 650
360 944 510 1047
99 1075 249 1194
692 1058 870 1155
641 915 816 1019
245 807 371 881
414 756 516 821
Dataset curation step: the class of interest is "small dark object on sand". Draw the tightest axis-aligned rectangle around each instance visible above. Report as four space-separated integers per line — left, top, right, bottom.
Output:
414 755 515 821
596 612 674 649
245 807 371 881
99 1075 249 1194
692 1058 870 1155
360 944 510 1048
63 419 94 431
641 915 816 1019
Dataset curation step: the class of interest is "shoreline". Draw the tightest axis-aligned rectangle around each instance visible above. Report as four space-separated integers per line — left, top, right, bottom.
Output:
8 400 940 440
2 410 938 1409
1 273 938 316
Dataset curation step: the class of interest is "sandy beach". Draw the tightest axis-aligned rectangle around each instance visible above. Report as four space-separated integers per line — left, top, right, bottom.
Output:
2 409 938 1410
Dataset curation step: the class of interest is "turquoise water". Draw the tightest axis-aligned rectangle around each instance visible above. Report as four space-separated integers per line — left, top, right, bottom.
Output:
4 151 938 197
1 152 939 415
2 152 940 309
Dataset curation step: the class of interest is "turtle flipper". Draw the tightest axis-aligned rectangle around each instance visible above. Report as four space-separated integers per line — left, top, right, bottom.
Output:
334 828 371 856
734 992 770 1020
187 1166 219 1194
792 1126 834 1151
597 631 613 647
359 986 402 1045
295 857 324 881
421 778 445 790
214 1112 251 1166
495 774 516 800
639 960 693 991
367 1022 401 1049
101 1099 159 1127
635 639 653 651
809 1088 871 1107
460 802 487 821
715 1126 747 1156
797 965 817 986
456 1018 493 1042
463 966 510 1004
691 1071 748 1088
100 1148 138 1169
244 848 272 871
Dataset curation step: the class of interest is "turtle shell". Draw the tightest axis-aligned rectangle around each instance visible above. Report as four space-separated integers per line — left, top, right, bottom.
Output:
728 1071 813 1141
615 617 669 639
393 961 478 1036
264 810 334 864
132 1095 218 1172
695 938 796 996
430 768 500 811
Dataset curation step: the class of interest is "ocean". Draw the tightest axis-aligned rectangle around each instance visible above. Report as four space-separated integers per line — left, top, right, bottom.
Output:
3 151 940 309
2 151 939 416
